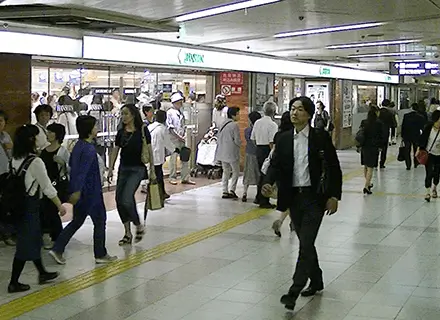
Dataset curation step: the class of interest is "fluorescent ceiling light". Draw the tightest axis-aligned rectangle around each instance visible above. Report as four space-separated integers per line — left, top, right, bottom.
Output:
275 22 385 38
327 39 420 49
175 0 281 22
348 51 422 58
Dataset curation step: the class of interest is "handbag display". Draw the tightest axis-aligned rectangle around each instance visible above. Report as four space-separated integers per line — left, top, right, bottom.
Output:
417 129 440 165
141 125 150 165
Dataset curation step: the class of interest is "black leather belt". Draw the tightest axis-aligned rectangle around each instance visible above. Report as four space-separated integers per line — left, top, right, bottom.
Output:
292 186 312 194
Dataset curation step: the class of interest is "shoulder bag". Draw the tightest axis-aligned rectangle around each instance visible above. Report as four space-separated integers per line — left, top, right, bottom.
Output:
141 125 151 165
416 128 440 165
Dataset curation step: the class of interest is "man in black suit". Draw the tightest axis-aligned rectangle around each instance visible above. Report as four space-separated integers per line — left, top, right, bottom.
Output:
401 103 427 170
262 96 342 311
378 99 394 168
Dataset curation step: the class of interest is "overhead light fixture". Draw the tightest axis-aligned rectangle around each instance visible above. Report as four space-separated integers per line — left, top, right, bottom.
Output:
327 39 420 49
175 0 281 22
348 51 422 58
274 22 385 38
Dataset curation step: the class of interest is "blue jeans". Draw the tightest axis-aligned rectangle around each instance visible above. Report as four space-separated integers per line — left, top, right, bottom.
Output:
52 200 108 259
116 166 146 225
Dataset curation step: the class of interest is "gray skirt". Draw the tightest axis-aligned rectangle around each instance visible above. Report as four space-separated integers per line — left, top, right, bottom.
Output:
243 153 260 186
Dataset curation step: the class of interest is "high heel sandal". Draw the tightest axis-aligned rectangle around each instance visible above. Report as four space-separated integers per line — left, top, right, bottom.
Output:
432 190 438 198
363 187 372 195
118 235 132 246
425 194 431 202
135 228 145 243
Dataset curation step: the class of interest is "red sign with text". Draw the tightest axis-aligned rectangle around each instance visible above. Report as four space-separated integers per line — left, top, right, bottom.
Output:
220 72 244 85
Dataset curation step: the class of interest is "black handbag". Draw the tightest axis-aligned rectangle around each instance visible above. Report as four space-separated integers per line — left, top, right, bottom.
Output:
397 141 406 162
52 164 69 203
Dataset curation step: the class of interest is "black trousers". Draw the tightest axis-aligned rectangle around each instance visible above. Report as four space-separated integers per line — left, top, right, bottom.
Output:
40 197 63 242
288 190 324 295
379 140 389 167
404 140 419 169
155 164 166 197
256 145 271 205
425 154 440 188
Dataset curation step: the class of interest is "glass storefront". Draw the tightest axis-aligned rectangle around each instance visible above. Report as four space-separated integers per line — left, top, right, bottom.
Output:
31 62 214 178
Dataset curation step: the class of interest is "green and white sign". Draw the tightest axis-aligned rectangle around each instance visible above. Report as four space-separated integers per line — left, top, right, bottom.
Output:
178 49 205 65
319 67 331 76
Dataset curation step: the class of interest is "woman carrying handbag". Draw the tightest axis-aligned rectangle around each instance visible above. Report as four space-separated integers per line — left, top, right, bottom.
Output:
416 110 440 202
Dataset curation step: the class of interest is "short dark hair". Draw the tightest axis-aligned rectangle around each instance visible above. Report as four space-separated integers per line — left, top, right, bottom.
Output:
248 111 261 125
142 105 153 115
34 104 53 116
34 104 53 119
76 115 97 140
411 102 419 111
431 97 438 105
227 106 240 119
382 99 391 107
47 123 66 143
432 110 440 123
0 110 8 122
289 96 315 119
155 110 167 124
12 125 39 159
279 111 293 132
121 104 144 131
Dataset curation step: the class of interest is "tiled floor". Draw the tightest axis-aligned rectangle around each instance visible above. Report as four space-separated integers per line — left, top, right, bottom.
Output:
3 147 440 319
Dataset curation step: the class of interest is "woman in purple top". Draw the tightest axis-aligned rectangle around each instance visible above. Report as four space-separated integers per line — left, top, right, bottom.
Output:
49 116 117 265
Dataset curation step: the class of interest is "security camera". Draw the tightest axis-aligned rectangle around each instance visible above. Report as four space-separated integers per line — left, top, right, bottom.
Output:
2 23 8 29
247 45 250 49
435 53 439 59
176 35 180 39
298 16 304 21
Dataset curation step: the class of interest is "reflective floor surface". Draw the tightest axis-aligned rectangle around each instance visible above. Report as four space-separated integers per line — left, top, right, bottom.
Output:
2 147 440 320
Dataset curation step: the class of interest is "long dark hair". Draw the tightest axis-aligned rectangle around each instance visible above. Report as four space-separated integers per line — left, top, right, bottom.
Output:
121 104 144 131
12 125 39 159
279 111 293 132
366 105 379 126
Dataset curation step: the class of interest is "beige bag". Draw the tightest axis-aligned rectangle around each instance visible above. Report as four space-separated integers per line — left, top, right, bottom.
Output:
141 125 150 165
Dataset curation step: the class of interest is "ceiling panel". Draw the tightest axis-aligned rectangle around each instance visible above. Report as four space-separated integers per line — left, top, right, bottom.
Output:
2 0 440 71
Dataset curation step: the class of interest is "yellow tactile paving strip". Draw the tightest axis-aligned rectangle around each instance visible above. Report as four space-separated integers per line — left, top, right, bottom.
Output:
0 167 362 319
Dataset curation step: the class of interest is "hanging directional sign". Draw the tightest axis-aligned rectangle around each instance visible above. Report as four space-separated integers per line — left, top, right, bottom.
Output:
389 61 440 76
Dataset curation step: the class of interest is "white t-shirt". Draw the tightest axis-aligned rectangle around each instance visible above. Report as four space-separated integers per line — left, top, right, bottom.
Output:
212 107 228 128
11 156 57 199
251 116 278 145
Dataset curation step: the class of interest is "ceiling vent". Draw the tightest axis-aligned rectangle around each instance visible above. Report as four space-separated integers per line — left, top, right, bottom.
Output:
0 4 178 33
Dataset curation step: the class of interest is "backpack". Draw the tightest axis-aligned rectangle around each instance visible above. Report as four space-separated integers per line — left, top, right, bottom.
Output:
355 126 366 147
0 155 36 224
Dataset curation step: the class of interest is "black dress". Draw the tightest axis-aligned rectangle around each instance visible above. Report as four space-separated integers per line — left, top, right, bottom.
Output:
360 120 385 168
40 149 64 241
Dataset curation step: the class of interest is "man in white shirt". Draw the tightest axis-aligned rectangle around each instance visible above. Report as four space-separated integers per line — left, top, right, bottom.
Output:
166 93 195 185
149 110 177 200
262 97 342 312
251 101 278 208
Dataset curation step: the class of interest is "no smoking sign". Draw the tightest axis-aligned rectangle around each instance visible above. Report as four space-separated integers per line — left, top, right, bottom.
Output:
221 85 232 96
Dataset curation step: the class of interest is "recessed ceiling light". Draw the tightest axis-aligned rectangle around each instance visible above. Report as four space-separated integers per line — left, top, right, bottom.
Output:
175 0 282 22
274 22 385 38
348 51 422 58
327 39 421 49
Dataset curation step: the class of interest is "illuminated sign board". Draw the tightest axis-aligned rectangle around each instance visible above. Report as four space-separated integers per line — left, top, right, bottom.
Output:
390 61 440 76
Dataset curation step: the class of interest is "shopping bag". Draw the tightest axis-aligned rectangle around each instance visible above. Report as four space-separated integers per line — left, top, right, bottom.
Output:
397 141 405 162
147 183 164 211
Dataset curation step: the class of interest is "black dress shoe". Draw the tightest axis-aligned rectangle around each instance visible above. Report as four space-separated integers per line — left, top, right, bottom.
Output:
39 271 59 284
301 285 324 297
280 293 297 310
8 282 30 293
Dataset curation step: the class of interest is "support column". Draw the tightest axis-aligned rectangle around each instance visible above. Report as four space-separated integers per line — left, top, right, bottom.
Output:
0 53 32 136
215 72 250 169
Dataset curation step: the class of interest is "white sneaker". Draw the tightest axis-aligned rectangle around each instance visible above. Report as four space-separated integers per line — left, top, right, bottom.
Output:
49 250 66 265
95 255 118 264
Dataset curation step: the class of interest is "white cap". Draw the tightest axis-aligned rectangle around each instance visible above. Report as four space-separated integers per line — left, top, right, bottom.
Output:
171 93 183 103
